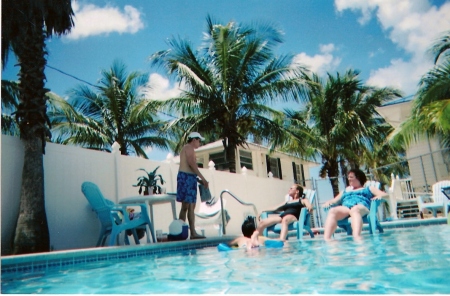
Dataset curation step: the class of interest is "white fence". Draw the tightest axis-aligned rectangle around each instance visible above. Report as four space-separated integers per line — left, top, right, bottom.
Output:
1 135 292 254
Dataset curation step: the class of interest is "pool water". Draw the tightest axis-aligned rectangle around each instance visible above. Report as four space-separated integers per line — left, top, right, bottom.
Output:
2 224 450 294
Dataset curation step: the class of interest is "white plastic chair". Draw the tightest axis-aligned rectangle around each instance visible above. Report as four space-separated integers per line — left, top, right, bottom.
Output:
417 180 450 218
195 199 229 236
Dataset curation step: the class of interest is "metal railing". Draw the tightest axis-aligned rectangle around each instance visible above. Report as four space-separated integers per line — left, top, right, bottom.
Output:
298 148 449 227
370 147 450 194
219 189 259 235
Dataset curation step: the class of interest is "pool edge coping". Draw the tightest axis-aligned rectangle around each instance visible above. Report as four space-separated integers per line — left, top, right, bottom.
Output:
1 236 234 274
2 218 447 274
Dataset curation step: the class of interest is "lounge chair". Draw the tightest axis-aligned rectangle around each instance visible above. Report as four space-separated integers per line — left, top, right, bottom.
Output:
324 181 385 235
261 189 316 240
195 197 230 236
417 180 450 218
81 181 154 246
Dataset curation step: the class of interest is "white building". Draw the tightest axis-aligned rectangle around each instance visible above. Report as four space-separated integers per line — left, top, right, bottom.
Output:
376 97 450 190
173 139 319 185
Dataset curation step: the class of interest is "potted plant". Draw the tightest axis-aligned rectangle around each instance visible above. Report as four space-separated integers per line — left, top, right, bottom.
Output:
133 166 165 195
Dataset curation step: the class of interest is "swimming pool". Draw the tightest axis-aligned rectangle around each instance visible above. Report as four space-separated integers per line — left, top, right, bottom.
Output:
2 224 450 294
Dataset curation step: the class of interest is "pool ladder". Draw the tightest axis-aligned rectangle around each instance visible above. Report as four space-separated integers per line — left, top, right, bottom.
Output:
218 189 259 235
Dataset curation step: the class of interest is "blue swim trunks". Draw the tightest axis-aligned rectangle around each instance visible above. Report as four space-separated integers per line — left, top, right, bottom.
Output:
177 171 197 204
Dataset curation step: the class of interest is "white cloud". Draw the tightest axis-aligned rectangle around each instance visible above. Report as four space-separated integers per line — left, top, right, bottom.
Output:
66 1 144 40
145 73 183 101
366 57 431 93
335 0 450 95
292 43 342 76
335 0 373 25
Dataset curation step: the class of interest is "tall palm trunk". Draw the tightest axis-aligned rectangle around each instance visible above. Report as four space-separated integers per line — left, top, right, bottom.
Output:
339 159 349 187
13 137 49 254
12 22 50 254
225 143 237 173
327 160 340 197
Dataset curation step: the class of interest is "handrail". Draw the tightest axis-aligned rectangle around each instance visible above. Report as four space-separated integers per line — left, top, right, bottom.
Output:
219 189 259 235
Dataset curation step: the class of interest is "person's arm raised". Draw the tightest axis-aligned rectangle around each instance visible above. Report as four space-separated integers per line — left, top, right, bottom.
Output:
302 198 313 212
370 186 388 200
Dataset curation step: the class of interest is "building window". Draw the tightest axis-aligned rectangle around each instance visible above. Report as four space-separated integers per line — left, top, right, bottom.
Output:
239 150 253 170
292 162 305 186
266 155 282 179
197 157 204 168
209 151 228 171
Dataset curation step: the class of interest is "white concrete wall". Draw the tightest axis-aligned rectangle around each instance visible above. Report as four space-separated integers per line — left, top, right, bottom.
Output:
1 135 291 253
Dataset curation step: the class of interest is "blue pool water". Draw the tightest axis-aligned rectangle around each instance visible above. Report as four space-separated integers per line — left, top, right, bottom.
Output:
2 224 450 294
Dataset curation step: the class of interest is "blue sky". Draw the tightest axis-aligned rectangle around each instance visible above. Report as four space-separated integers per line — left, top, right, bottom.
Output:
2 0 450 160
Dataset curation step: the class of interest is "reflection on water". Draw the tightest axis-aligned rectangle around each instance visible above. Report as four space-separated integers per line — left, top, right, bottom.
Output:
2 225 450 294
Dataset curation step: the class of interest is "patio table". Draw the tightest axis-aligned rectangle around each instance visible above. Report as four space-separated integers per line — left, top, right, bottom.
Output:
119 193 177 243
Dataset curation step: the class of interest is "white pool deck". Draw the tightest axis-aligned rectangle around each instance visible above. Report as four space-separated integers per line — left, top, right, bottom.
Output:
1 217 447 275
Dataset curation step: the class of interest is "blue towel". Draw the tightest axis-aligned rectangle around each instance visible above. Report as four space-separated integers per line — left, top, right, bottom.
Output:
199 183 212 202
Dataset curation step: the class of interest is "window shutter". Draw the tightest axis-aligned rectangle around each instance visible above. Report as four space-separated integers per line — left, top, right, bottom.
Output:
277 158 282 180
292 162 297 183
266 154 271 177
300 164 305 186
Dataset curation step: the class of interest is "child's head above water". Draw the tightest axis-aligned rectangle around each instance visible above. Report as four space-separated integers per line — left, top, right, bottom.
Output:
241 216 256 238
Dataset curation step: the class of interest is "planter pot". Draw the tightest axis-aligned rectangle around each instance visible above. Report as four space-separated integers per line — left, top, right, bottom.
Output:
141 186 156 196
144 186 154 196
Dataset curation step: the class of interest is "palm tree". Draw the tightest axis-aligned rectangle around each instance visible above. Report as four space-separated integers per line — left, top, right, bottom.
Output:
392 31 450 148
150 16 306 172
1 81 75 138
1 80 20 136
429 30 450 64
283 70 402 196
49 60 170 157
361 134 408 187
1 0 74 254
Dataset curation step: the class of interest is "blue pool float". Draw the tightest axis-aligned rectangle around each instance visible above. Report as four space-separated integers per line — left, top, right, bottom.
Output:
217 240 283 251
265 240 284 248
217 243 234 251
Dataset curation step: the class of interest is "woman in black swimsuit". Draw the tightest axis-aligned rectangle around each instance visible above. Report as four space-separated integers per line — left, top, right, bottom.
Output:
251 184 313 241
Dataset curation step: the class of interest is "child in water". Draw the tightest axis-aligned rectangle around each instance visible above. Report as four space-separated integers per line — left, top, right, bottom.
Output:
226 216 284 250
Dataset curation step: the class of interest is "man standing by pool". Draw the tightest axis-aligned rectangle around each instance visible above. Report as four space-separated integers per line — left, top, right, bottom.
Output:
177 132 209 239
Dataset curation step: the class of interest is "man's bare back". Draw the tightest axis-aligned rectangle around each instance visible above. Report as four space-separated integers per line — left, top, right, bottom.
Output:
179 144 196 174
178 141 207 187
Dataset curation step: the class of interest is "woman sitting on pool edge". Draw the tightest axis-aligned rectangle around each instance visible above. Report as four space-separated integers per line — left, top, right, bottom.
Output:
250 184 313 244
322 168 388 241
226 216 284 250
